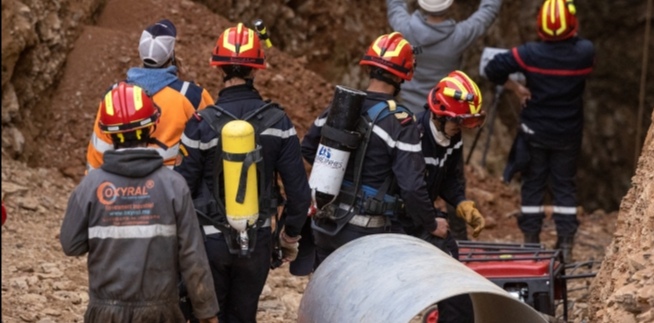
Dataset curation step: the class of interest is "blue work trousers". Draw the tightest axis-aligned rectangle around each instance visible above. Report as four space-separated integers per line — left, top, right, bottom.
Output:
205 229 272 323
519 139 580 237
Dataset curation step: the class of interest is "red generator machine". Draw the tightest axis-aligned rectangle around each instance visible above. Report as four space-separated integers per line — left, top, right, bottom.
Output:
422 241 597 323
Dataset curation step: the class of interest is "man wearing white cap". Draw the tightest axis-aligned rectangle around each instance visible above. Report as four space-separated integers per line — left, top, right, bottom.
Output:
386 0 503 114
87 19 214 172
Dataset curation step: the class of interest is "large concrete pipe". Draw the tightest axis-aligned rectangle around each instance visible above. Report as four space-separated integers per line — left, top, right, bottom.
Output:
298 234 548 323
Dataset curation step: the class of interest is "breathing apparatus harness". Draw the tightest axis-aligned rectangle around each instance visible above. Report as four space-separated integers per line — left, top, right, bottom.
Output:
312 100 410 236
194 101 286 256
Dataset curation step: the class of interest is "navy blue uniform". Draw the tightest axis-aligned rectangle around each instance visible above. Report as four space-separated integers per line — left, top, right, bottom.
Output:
416 111 474 323
302 91 438 266
175 84 310 323
417 112 466 207
485 37 594 237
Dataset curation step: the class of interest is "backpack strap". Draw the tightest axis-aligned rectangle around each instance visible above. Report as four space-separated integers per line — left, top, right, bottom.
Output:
169 80 204 110
197 104 239 134
243 101 287 214
350 100 412 210
364 100 412 123
198 105 238 218
243 101 287 135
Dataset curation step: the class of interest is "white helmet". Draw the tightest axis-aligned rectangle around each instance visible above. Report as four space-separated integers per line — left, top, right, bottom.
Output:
418 0 454 13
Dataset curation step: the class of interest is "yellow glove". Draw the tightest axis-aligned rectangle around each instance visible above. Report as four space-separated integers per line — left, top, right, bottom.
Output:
280 230 301 262
456 200 485 238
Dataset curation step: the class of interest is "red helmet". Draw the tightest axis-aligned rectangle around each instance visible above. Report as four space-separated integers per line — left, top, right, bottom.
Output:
360 32 415 81
99 82 160 134
211 23 266 69
537 0 578 41
428 70 485 128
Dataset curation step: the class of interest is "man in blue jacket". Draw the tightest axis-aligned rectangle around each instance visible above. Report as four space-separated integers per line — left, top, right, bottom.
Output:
174 24 310 322
302 33 449 267
484 0 594 262
414 70 487 323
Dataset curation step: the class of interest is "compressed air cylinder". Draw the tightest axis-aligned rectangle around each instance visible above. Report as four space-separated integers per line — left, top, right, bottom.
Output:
222 120 259 232
308 85 367 209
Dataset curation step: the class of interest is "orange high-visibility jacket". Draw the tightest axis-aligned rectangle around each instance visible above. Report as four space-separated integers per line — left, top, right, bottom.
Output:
87 79 213 171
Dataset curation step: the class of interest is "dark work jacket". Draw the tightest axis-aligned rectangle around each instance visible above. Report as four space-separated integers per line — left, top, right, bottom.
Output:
484 37 595 144
60 149 218 322
416 111 466 206
302 91 438 233
174 84 310 237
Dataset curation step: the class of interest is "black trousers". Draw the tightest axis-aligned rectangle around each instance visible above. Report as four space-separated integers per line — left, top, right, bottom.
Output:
519 139 580 237
204 229 272 323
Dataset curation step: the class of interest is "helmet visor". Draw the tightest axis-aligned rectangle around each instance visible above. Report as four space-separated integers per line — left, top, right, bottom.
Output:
447 112 486 129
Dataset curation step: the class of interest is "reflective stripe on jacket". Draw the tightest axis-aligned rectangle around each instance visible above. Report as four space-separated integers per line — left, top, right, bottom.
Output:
416 111 466 206
484 37 595 143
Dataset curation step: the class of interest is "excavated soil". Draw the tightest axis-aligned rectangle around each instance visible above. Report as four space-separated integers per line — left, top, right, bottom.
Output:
1 0 652 322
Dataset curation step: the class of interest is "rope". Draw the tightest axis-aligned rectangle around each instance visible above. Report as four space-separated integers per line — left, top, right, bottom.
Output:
635 0 653 169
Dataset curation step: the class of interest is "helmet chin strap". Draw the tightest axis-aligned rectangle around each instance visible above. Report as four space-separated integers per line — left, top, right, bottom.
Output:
432 114 450 138
371 69 402 96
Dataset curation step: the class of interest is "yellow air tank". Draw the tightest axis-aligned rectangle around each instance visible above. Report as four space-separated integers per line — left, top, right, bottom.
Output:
222 120 259 232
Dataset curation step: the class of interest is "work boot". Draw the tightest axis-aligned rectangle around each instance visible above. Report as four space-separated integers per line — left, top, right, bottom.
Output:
556 235 574 263
523 232 540 244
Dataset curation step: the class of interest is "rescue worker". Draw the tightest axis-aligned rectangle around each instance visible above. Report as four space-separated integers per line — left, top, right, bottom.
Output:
86 19 213 171
417 70 486 243
386 0 502 240
484 0 594 262
60 83 219 323
416 70 487 323
301 32 449 267
174 23 310 323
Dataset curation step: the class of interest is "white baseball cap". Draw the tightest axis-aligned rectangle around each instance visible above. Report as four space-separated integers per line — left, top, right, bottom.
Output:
139 19 177 67
418 0 454 13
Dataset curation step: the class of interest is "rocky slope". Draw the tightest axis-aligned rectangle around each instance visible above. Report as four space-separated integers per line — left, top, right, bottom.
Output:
1 0 653 322
1 0 105 158
588 112 654 323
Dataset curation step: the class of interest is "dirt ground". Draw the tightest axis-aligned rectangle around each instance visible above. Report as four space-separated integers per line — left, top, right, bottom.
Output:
0 0 643 322
0 156 618 323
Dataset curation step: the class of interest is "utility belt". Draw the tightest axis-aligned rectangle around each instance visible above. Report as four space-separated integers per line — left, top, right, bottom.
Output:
311 182 403 235
348 214 389 228
339 181 404 217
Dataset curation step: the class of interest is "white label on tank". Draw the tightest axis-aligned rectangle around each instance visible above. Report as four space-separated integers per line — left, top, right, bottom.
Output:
309 144 350 196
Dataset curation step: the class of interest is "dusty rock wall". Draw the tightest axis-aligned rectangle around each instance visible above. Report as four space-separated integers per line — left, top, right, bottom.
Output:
1 0 105 158
588 110 654 322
